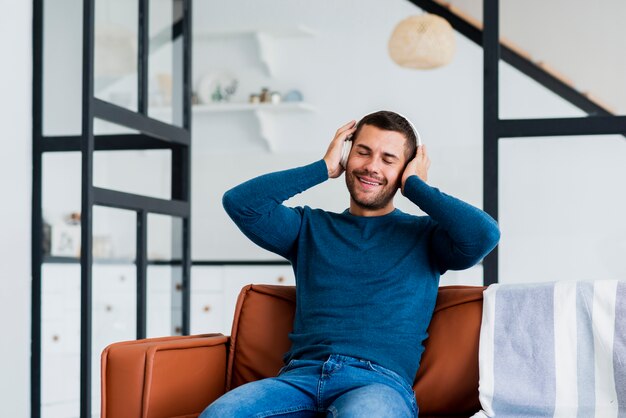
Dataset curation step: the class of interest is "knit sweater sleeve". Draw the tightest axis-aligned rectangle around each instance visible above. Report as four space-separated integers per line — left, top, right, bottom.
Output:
222 159 329 259
402 175 501 273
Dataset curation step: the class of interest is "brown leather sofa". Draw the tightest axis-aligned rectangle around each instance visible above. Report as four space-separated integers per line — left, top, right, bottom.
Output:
101 284 486 418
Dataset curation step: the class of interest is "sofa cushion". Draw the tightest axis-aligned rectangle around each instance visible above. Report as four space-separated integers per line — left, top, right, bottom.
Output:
227 284 296 390
414 285 485 416
227 284 484 416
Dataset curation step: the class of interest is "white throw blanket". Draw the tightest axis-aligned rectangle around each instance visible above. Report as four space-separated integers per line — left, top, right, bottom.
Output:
472 280 626 418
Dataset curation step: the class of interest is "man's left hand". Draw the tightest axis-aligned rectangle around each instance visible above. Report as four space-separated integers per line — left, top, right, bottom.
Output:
401 144 430 194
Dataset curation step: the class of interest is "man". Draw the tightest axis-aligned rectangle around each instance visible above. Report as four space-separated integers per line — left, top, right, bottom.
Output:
200 110 500 417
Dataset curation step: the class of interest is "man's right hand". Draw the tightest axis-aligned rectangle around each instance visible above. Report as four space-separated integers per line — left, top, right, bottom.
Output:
323 120 357 178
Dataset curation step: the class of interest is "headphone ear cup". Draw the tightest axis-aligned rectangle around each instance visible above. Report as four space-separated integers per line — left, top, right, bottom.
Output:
340 140 352 168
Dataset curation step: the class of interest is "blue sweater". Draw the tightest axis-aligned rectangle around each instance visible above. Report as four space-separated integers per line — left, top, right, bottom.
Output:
222 159 500 385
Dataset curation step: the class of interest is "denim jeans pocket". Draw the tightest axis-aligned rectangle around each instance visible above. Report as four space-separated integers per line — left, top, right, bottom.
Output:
365 362 415 398
277 358 321 375
362 361 418 416
277 359 295 375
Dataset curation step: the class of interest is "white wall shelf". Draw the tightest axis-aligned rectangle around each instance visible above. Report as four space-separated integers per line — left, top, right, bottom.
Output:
152 102 316 151
200 102 316 151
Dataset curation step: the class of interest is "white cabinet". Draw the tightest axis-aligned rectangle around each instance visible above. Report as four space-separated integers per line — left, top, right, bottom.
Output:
40 262 179 418
41 264 81 415
92 264 137 351
190 265 295 336
41 401 80 418
146 265 182 338
190 266 225 335
191 292 226 335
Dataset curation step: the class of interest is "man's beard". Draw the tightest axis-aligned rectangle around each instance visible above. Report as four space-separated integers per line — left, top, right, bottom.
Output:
345 169 399 211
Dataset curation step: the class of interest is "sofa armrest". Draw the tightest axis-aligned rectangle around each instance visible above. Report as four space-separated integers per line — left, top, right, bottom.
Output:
101 334 229 418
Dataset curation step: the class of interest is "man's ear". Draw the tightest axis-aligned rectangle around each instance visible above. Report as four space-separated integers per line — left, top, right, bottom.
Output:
407 146 418 163
395 173 404 189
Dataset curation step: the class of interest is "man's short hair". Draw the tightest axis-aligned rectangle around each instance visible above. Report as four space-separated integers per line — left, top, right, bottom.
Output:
353 110 418 163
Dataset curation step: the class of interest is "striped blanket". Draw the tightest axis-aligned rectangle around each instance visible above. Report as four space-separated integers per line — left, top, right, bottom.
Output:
472 280 626 418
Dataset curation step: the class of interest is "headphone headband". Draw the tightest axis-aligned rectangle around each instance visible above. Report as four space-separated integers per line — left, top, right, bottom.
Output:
396 112 422 146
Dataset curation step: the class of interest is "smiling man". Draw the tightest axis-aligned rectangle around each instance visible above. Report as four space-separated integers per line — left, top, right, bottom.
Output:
200 110 500 418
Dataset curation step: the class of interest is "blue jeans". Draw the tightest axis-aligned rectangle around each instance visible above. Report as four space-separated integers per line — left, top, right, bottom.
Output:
199 354 418 417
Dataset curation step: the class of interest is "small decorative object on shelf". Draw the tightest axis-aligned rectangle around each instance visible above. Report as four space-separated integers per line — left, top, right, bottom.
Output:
270 91 282 104
211 85 223 102
51 212 81 257
93 235 113 259
157 73 173 105
222 79 238 101
197 71 239 104
42 220 51 256
249 87 283 104
283 89 303 102
259 87 271 103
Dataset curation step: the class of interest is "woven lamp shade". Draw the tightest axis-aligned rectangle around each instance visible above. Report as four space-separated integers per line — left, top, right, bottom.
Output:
388 14 456 69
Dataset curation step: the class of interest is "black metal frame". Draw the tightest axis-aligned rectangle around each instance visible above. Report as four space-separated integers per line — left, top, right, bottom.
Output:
31 2 44 417
482 0 500 286
31 1 192 417
409 0 626 285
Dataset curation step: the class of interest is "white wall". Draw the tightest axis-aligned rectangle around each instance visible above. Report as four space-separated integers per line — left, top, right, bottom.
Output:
0 0 32 416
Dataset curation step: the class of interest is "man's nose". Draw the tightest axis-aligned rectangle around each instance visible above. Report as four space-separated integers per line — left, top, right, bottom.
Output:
362 157 381 174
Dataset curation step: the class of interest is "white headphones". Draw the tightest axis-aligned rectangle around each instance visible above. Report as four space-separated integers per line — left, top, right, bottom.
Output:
340 113 422 169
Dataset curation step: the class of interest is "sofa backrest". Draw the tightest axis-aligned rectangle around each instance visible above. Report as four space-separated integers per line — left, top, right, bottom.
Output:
226 284 485 416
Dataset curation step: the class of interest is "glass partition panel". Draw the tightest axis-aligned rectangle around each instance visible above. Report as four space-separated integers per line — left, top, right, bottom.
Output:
91 206 137 416
93 124 172 200
94 0 139 111
148 0 185 126
43 0 82 137
444 1 625 117
499 0 626 118
147 213 182 262
499 135 626 284
92 206 137 263
147 265 183 337
147 214 184 337
42 153 81 261
41 263 81 418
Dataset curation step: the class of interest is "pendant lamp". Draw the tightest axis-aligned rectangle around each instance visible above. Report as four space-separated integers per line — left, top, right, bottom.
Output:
388 14 456 69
